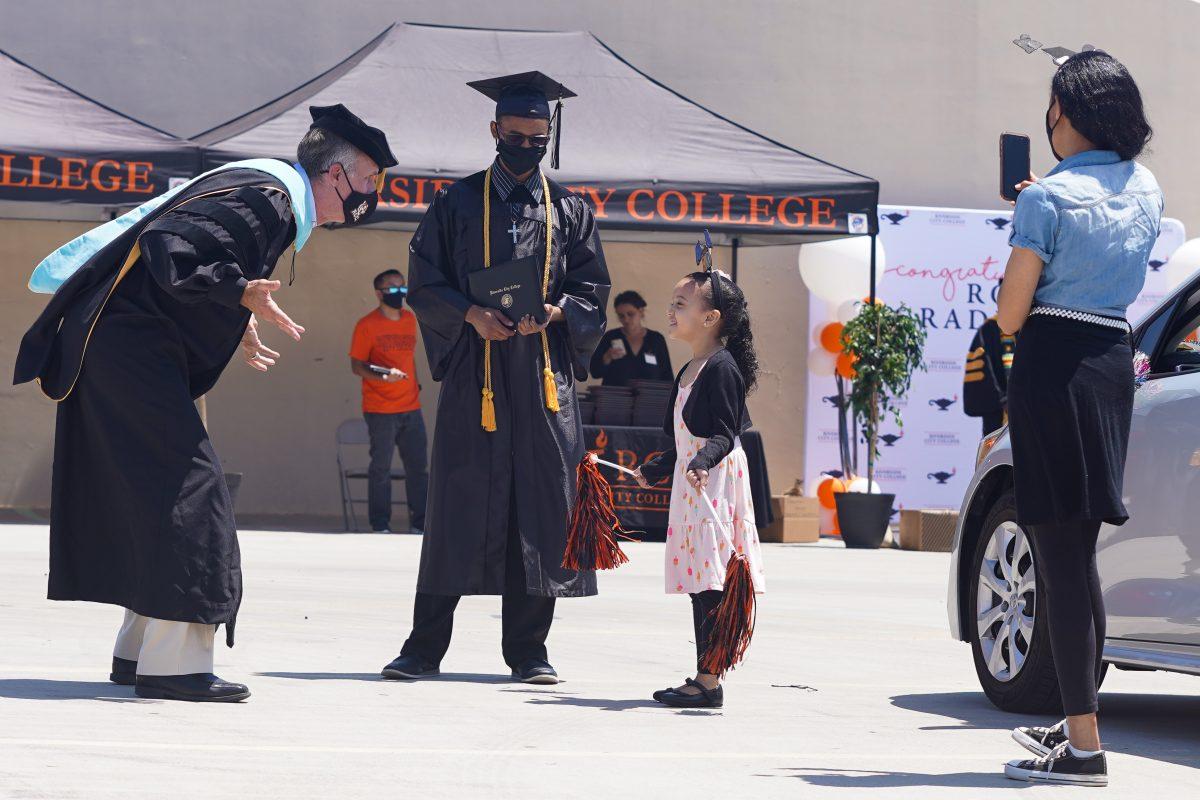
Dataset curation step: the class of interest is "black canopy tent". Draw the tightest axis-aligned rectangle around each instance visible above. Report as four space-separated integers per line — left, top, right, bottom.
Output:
194 22 879 265
0 47 200 220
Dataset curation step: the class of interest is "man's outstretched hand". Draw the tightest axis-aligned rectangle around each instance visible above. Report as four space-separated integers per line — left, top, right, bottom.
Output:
240 279 304 342
241 315 282 372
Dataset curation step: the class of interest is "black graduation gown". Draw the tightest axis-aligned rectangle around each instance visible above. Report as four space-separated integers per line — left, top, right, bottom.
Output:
14 170 296 645
963 317 1015 432
407 169 610 598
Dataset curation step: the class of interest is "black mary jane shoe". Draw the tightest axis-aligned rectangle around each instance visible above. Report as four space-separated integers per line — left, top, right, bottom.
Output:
652 678 724 708
134 673 250 702
109 656 137 686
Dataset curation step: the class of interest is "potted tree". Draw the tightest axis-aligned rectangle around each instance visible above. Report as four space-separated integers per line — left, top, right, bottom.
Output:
835 301 926 548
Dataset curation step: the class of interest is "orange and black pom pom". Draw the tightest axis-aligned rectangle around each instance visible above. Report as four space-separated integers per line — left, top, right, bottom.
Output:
700 553 757 676
562 454 631 571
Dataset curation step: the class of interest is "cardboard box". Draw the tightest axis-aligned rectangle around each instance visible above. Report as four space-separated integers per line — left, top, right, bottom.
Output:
760 495 820 543
898 509 959 552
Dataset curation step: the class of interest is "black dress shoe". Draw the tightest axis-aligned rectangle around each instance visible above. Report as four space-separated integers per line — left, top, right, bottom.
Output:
381 654 440 680
109 656 137 686
511 659 559 685
134 673 250 702
652 678 724 708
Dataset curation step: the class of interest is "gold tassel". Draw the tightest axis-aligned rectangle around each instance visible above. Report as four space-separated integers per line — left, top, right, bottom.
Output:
481 388 497 432
543 368 559 412
481 338 496 431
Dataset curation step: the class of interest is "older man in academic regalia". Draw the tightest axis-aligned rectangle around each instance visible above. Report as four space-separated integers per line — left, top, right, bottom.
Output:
381 72 609 684
14 105 396 702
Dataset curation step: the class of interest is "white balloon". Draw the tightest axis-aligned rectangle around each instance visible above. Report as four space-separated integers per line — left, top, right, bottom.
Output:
798 236 886 305
1164 238 1200 292
836 299 861 324
847 477 882 494
808 347 836 376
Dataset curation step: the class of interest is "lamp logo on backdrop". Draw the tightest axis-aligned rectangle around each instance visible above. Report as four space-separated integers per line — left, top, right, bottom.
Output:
804 205 1188 519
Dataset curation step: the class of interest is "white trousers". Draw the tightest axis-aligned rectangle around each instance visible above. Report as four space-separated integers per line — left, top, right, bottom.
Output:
113 609 216 676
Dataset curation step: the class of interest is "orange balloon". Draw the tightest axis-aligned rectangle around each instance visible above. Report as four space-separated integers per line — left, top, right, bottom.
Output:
817 476 846 509
836 351 857 379
819 322 844 353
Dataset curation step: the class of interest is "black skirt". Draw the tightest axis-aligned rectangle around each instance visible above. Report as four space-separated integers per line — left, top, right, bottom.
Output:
1008 313 1134 527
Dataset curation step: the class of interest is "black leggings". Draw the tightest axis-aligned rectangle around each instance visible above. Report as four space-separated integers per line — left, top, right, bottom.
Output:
1031 520 1106 716
691 590 723 674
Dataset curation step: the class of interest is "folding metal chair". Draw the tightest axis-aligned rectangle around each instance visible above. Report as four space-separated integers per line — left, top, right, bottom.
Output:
336 418 408 532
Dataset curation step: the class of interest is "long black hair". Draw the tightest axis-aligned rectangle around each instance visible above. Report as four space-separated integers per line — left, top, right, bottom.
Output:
687 271 759 394
1052 50 1152 160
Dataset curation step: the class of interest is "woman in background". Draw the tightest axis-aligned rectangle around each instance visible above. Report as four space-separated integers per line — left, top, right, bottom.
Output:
997 50 1161 787
590 290 673 385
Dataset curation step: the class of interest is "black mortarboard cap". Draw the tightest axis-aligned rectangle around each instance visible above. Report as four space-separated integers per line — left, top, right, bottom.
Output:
308 104 398 170
467 71 576 168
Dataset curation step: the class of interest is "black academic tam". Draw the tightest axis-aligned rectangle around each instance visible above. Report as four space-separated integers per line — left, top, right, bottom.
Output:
407 168 610 597
15 166 299 646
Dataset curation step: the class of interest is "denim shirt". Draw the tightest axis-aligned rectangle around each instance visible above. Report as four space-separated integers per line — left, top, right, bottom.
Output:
1009 149 1164 318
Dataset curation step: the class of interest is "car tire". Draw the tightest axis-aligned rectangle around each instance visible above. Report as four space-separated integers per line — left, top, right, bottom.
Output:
968 489 1062 714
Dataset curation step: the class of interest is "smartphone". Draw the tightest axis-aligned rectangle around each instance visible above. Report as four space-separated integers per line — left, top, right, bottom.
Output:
1000 133 1030 202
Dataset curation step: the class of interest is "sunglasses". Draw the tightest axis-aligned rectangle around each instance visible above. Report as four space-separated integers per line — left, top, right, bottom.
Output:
381 286 408 295
496 126 551 148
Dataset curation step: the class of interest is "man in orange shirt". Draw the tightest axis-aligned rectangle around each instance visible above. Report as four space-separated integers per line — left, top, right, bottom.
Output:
349 269 428 534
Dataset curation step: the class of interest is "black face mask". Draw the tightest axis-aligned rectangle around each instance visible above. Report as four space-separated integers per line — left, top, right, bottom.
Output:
496 139 546 176
329 163 379 227
1045 103 1064 162
381 291 406 309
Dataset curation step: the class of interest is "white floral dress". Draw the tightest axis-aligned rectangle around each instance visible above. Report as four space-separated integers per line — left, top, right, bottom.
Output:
665 361 766 595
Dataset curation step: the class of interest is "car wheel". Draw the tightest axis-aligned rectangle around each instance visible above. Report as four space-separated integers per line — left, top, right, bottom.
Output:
968 489 1061 713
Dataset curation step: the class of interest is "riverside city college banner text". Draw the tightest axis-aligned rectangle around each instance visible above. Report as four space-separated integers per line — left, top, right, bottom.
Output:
803 204 1186 520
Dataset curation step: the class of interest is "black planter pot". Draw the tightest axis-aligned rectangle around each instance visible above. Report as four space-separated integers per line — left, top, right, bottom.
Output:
224 472 243 510
835 492 895 549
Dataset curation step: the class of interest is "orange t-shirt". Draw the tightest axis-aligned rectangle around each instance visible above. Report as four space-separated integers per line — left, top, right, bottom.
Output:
349 308 421 414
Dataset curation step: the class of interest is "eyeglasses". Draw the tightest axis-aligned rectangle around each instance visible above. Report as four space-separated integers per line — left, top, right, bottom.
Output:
321 163 387 193
381 286 408 295
496 127 551 148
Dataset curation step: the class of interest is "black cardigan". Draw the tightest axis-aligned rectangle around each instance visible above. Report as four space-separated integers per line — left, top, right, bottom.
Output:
639 348 752 481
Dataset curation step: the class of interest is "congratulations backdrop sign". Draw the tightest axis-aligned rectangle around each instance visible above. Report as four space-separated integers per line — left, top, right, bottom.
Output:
803 205 1186 520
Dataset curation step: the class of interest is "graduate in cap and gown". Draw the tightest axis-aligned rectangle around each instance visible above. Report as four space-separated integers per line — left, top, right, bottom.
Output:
13 104 396 702
381 72 610 685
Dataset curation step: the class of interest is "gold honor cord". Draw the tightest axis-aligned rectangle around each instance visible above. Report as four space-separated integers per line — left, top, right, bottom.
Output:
480 166 559 432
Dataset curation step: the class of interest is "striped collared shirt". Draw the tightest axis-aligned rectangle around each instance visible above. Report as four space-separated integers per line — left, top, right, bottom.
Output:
490 157 544 220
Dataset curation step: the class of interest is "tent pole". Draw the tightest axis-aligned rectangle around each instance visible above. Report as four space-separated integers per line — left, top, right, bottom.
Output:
731 236 740 283
868 231 877 304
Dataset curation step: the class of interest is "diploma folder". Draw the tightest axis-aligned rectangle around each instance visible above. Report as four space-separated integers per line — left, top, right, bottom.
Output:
467 255 548 324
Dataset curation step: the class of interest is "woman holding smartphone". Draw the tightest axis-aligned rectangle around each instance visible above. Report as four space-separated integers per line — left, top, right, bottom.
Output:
590 290 674 386
996 50 1162 787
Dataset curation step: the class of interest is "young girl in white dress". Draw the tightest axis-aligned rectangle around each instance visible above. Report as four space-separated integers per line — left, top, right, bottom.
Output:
634 268 764 709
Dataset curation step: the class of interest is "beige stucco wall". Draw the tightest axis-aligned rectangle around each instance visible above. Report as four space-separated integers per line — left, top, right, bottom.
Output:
6 0 1200 523
0 220 809 525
